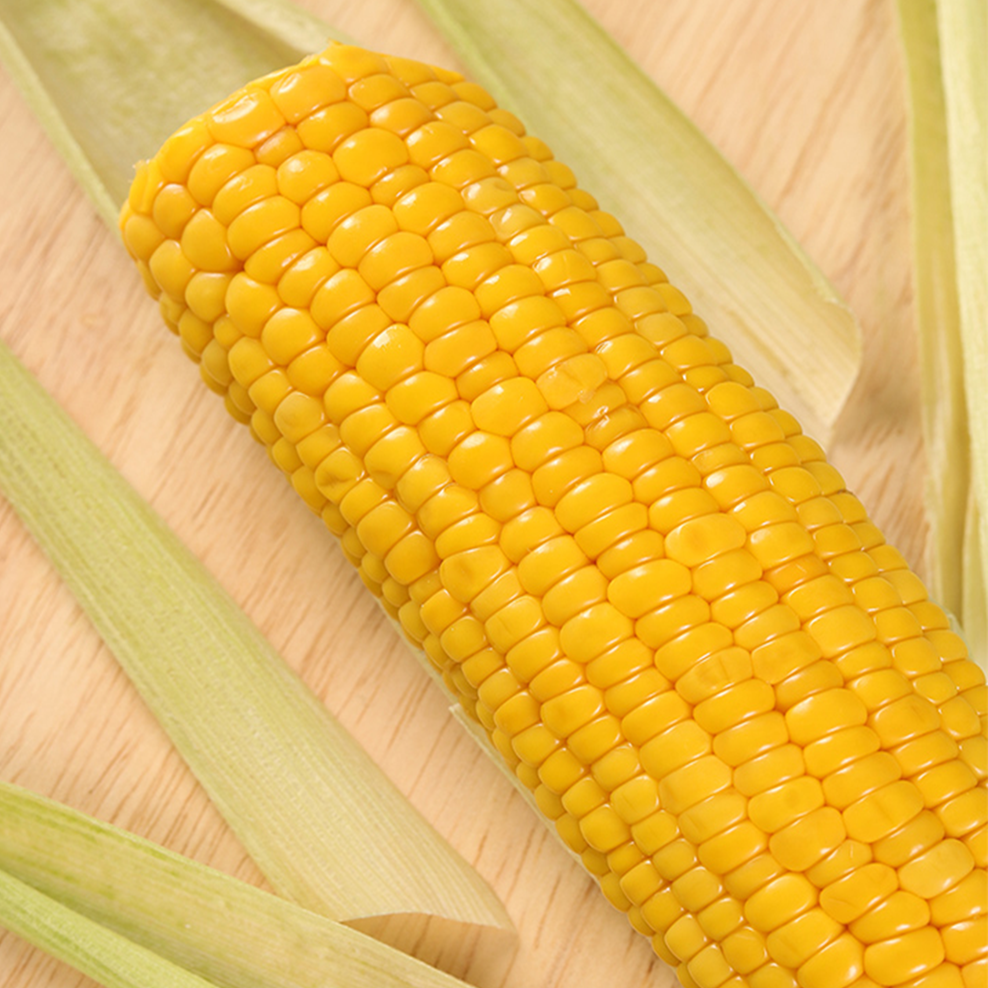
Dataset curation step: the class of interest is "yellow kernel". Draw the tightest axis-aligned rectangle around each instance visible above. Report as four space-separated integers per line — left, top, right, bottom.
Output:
440 545 511 605
187 144 256 206
276 149 339 205
658 756 733 815
581 804 632 852
802 724 880 778
269 64 346 123
823 751 902 809
209 89 284 148
484 594 544 651
611 775 661 826
675 646 753 704
602 667 666 719
513 537 584 599
766 907 842 969
301 182 372 242
559 602 634 663
353 323 424 392
850 890 931 943
297 102 370 156
327 203 399 267
745 873 818 934
152 182 199 239
227 196 300 259
273 391 324 443
711 581 779 629
665 914 708 962
796 934 863 988
734 745 805 798
311 271 377 336
211 164 279 226
470 377 548 437
574 501 649 559
555 473 632 535
785 688 868 745
474 469 533 525
588 637 654 689
648 488 720 535
364 426 426 488
529 659 585 703
713 711 787 767
651 621 732 682
200 337 233 388
256 126 305 168
371 163 430 210
243 228 315 284
260 308 323 366
415 399 473 456
379 268 445 325
541 683 605 737
383 371 456 426
148 239 195 299
930 870 986 927
444 431 510 490
177 308 214 358
673 867 724 915
697 821 767 876
769 806 846 871
863 928 945 985
722 928 769 976
428 211 498 264
123 212 167 263
641 720 712 780
636 595 713 652
843 780 926 843
944 919 987 966
536 352 608 411
692 548 763 601
279 247 340 309
694 678 774 735
872 693 942 747
898 838 975 898
358 231 434 291
748 775 825 833
248 367 293 416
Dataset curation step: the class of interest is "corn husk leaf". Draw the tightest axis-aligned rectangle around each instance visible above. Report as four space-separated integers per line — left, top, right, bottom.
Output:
0 0 343 225
415 0 862 445
0 867 218 988
938 0 987 666
0 338 510 932
897 0 987 665
0 781 487 988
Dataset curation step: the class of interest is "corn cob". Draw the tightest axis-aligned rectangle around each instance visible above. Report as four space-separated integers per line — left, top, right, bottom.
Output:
120 42 987 988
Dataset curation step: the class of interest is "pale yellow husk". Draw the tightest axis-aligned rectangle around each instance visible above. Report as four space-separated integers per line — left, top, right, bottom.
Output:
897 0 987 667
0 782 484 988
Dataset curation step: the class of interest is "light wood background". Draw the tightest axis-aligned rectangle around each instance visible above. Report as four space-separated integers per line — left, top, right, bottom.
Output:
0 1 926 986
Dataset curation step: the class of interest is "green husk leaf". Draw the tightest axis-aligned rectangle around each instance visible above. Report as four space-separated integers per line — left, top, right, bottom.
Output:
0 338 510 931
0 0 342 225
415 0 862 444
0 870 218 988
897 0 987 665
0 782 486 988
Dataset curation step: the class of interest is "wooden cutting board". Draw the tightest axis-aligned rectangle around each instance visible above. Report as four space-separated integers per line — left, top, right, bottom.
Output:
0 1 926 986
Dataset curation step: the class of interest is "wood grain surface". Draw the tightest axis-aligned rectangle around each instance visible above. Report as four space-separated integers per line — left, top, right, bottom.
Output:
0 1 925 986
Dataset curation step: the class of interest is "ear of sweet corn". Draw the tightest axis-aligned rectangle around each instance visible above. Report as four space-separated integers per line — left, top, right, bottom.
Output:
120 42 987 988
